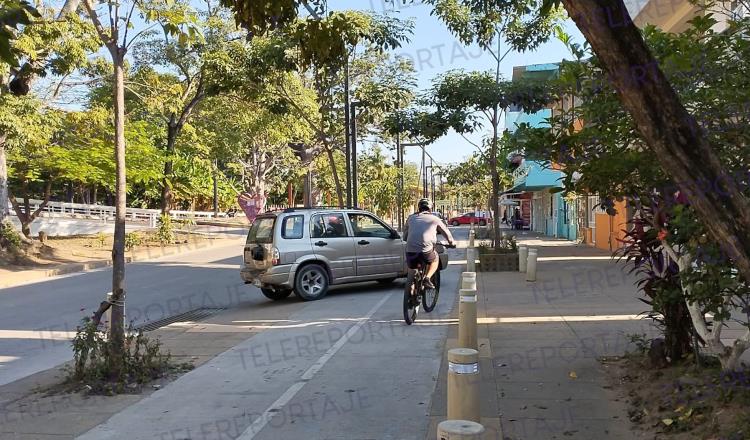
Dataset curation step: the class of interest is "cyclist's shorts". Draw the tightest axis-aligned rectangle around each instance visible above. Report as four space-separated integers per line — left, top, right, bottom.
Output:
406 250 437 269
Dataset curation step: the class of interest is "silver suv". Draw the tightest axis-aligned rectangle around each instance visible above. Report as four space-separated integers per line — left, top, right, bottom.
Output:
242 208 442 301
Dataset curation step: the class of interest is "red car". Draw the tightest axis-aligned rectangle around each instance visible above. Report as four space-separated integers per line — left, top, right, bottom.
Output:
448 212 491 226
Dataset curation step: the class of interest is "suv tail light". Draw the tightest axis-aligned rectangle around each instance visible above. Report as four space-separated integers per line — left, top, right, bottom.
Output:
271 247 280 266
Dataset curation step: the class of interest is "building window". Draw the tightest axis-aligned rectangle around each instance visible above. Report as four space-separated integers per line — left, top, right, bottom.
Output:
587 195 600 228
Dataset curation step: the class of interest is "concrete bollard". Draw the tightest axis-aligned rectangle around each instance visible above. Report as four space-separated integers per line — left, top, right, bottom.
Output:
458 289 478 350
468 228 475 248
437 420 485 439
447 348 481 423
518 245 528 273
526 248 538 282
461 272 476 290
466 248 476 272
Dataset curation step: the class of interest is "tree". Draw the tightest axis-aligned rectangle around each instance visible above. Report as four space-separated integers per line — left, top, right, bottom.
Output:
2 95 59 237
213 7 414 207
130 9 236 213
217 0 750 305
520 17 750 369
80 0 198 374
0 0 98 225
420 71 551 245
444 151 493 211
195 94 309 208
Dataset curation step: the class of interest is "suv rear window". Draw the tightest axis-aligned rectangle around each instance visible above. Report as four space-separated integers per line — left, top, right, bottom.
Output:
247 216 275 244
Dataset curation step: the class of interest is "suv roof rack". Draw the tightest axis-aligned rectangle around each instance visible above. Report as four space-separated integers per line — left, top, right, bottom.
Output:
282 206 363 213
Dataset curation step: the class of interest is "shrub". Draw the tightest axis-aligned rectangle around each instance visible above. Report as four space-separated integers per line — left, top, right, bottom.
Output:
0 220 22 251
124 232 142 251
95 232 107 247
156 214 175 245
69 318 189 394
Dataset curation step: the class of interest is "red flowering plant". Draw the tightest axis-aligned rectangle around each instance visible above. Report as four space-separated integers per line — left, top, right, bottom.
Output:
615 196 692 362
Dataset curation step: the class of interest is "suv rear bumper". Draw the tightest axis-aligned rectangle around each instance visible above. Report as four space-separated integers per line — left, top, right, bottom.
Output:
240 264 295 288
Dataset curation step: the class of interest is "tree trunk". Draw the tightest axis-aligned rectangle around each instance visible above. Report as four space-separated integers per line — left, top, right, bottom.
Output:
0 140 8 224
662 298 693 362
161 120 178 214
325 146 345 207
562 0 750 283
109 52 127 373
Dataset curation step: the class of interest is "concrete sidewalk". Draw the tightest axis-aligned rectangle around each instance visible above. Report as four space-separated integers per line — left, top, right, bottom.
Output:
428 231 658 440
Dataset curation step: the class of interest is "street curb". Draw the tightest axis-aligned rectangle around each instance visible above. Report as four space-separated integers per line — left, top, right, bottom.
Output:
0 236 241 289
195 220 248 228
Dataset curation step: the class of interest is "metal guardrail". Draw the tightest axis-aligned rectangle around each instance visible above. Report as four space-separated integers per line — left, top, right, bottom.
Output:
6 198 226 227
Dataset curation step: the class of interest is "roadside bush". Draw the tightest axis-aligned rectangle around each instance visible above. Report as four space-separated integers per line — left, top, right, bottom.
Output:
69 318 190 394
156 214 175 245
95 232 107 247
124 232 142 251
0 220 22 251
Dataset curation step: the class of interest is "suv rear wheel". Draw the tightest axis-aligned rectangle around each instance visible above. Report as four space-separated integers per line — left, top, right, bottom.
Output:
294 264 329 301
261 287 292 301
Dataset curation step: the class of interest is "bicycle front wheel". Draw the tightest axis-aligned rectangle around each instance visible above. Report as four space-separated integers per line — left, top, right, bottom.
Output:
423 270 441 313
403 271 419 325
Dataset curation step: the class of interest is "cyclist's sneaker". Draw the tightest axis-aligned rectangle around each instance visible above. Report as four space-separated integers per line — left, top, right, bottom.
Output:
423 278 436 290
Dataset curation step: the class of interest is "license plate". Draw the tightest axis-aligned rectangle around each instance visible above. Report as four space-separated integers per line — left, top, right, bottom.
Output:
252 279 261 287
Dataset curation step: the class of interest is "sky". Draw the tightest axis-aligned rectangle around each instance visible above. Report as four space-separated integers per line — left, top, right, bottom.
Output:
328 0 586 167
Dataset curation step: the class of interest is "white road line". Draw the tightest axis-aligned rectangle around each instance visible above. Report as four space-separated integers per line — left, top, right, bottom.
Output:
236 292 393 440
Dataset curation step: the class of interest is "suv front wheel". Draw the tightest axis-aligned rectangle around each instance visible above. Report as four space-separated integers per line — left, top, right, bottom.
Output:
294 264 330 301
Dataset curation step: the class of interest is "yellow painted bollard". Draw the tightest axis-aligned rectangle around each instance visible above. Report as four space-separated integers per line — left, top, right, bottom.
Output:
447 348 480 422
526 248 538 282
461 272 476 290
458 289 477 350
437 420 485 440
518 245 528 273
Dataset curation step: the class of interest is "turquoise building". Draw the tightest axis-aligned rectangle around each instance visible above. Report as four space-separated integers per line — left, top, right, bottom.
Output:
502 63 577 241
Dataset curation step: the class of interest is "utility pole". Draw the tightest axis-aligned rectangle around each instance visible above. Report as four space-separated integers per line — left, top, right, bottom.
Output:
396 113 403 231
350 101 361 208
421 145 427 198
212 159 218 218
344 57 351 208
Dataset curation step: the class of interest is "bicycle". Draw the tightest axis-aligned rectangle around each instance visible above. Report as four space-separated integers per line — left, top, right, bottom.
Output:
403 242 456 325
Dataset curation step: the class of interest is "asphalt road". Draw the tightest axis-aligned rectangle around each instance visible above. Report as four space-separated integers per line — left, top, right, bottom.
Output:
0 226 470 390
0 237 249 386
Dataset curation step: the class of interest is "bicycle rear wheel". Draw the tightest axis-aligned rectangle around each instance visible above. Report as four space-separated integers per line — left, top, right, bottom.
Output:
403 271 419 325
423 270 441 312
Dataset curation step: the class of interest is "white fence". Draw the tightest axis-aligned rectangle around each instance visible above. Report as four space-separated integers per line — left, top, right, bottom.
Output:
5 198 226 228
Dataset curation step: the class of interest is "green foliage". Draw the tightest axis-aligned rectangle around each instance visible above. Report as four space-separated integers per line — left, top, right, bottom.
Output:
156 214 175 245
0 220 22 250
0 0 39 66
95 232 107 247
410 0 565 51
124 232 143 251
69 317 188 394
626 333 652 356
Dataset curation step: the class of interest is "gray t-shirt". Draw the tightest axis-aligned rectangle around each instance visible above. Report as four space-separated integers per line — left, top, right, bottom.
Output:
403 212 454 253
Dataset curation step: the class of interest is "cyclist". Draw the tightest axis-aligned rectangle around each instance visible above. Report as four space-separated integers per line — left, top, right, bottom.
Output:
403 198 455 291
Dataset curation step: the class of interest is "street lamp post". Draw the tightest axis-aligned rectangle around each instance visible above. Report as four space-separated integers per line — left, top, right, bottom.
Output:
350 100 362 208
344 60 352 208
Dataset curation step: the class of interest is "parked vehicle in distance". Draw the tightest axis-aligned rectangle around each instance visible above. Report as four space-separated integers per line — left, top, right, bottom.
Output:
241 207 449 302
448 212 491 227
431 211 448 227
